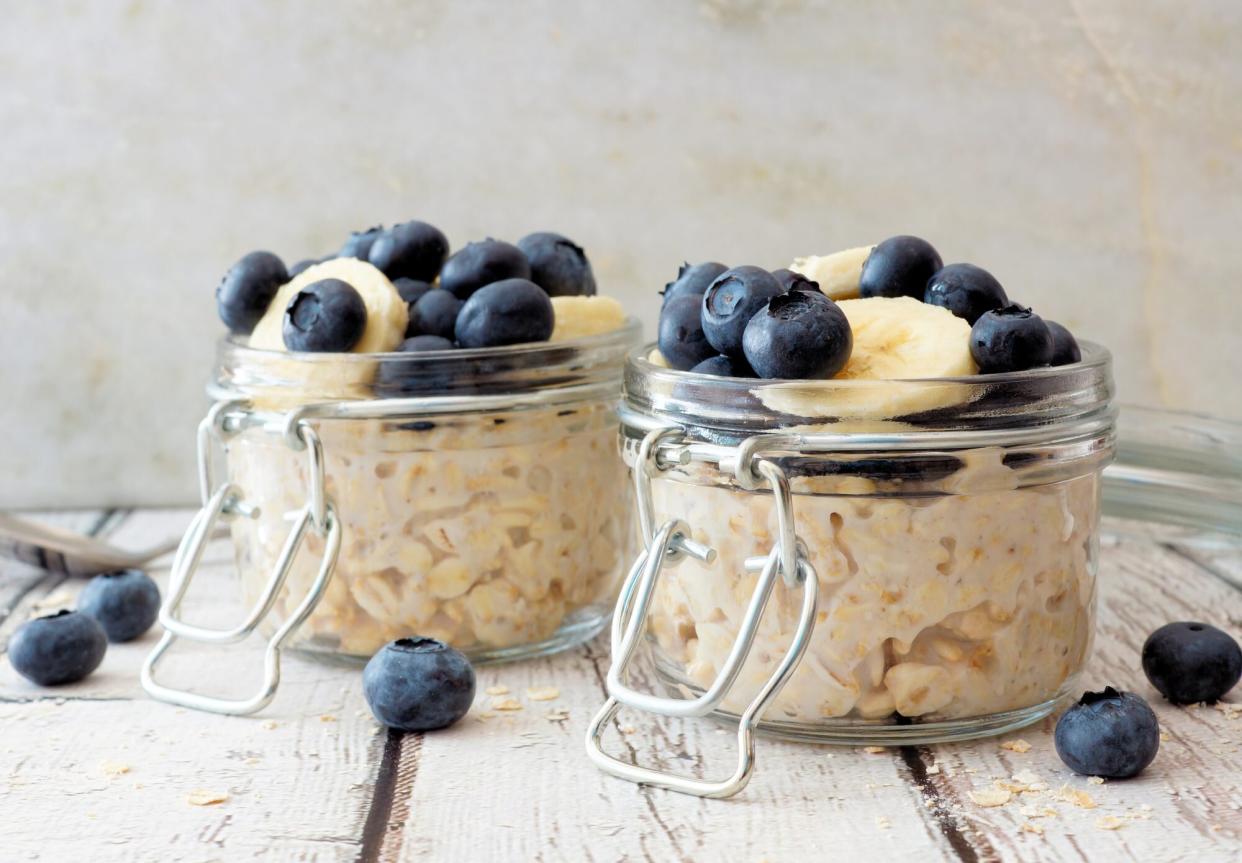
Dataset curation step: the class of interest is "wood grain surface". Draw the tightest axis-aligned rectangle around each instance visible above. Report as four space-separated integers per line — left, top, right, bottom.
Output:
1 509 1239 862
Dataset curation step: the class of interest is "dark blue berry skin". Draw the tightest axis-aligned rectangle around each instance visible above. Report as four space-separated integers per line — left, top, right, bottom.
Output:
408 289 463 341
924 263 1008 324
657 293 715 370
455 278 554 348
216 251 288 335
394 278 434 305
77 569 161 643
1054 687 1160 779
282 279 368 352
969 304 1053 373
742 290 853 380
440 239 531 300
771 268 821 294
8 610 107 686
397 334 455 352
662 262 728 307
859 235 943 299
363 637 476 731
1046 320 1082 366
690 354 754 378
1142 622 1241 704
702 266 785 358
517 232 596 297
338 225 384 260
367 220 450 282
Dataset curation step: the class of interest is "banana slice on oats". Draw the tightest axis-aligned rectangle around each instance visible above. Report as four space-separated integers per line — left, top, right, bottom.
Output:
789 244 874 300
549 296 626 342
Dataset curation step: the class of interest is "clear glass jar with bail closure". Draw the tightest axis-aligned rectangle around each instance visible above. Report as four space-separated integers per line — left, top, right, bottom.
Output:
586 342 1115 798
141 321 641 716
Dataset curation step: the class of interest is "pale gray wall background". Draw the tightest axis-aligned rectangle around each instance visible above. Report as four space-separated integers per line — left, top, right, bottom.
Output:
2 0 1240 507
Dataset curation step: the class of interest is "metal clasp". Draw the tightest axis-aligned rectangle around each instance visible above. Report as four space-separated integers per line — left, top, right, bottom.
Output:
585 428 819 798
141 403 342 715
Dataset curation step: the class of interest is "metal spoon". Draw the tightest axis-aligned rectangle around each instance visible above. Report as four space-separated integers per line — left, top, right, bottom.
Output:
0 511 217 577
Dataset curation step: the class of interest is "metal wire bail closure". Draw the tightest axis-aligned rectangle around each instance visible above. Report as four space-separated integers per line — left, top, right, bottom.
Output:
141 404 342 715
585 428 820 798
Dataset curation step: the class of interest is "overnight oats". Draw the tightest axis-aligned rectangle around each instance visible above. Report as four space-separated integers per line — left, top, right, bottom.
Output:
200 221 640 662
593 236 1115 762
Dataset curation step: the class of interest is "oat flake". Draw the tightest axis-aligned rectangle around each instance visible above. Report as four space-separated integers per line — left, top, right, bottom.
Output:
1001 739 1032 753
187 789 229 806
526 686 560 701
492 698 523 711
969 785 1012 807
485 685 510 696
100 761 130 777
1095 815 1125 831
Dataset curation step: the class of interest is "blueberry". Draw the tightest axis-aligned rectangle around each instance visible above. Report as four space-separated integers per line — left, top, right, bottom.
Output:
7 610 107 686
859 235 943 299
397 334 455 352
742 290 853 379
216 251 288 335
662 261 728 307
702 266 785 358
363 637 476 732
657 293 715 370
690 354 754 377
1054 687 1160 779
338 225 384 260
367 220 450 282
517 232 596 297
1142 622 1241 704
282 279 368 352
394 278 434 305
969 304 1053 373
1046 320 1082 366
440 239 531 300
77 569 161 643
924 263 1008 324
407 289 463 340
771 268 821 294
454 278 553 348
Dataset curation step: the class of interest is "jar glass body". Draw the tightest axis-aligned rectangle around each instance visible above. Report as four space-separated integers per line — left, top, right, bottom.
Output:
211 321 641 663
621 342 1116 743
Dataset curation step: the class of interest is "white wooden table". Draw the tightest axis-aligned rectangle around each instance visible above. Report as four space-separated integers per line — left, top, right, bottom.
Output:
2 509 1240 862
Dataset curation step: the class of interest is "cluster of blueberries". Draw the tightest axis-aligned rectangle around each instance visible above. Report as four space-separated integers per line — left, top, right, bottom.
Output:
657 234 1082 380
216 220 597 352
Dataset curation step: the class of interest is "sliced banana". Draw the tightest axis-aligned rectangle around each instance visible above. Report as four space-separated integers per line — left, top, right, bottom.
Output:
789 244 873 300
249 258 408 353
755 297 978 421
549 296 626 342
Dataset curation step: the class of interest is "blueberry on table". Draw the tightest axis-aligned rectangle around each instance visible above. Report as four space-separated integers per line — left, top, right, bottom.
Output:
1142 622 1241 704
77 569 161 643
407 289 463 340
771 268 821 294
363 637 476 732
969 304 1053 373
282 279 368 352
858 235 943 300
367 220 450 282
440 239 531 300
743 291 853 379
662 261 728 307
517 232 597 297
1045 320 1082 366
8 610 107 686
397 334 455 352
338 225 384 260
455 278 554 348
216 251 289 335
657 293 716 370
690 354 755 378
393 278 434 305
702 265 784 358
923 263 1008 324
1054 687 1159 779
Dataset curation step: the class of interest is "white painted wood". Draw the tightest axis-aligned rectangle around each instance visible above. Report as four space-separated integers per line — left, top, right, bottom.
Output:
1 510 1239 862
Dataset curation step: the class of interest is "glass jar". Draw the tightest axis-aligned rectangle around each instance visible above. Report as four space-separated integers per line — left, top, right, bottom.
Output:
143 321 641 713
587 342 1115 796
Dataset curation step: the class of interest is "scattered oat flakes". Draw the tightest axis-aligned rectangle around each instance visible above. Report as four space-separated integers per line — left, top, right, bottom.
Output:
1012 769 1041 787
243 757 261 766
261 720 279 730
1087 776 1105 785
863 746 886 754
100 761 130 777
1095 815 1125 831
545 708 570 721
1019 821 1044 835
619 725 637 735
1019 804 1058 819
875 816 890 830
969 785 1012 807
319 714 338 723
187 789 229 806
926 764 941 775
492 698 523 711
1159 732 1171 742
485 685 510 696
526 686 560 702
1001 739 1032 753
1053 784 1097 808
